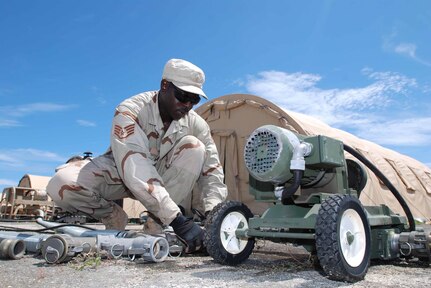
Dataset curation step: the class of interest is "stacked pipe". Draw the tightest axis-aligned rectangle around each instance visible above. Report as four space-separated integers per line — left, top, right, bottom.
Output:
41 234 97 264
1 213 174 263
97 234 169 262
36 216 170 263
0 232 50 259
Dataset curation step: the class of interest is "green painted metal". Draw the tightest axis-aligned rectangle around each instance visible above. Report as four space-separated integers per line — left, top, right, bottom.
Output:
242 124 415 264
249 177 277 202
369 228 400 260
365 205 408 227
249 203 319 230
244 125 297 183
304 135 345 168
236 227 315 240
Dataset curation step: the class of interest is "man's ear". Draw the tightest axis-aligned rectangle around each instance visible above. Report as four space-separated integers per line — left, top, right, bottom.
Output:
161 80 169 91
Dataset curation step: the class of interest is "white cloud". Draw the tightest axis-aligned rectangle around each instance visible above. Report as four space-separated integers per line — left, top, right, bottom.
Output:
0 102 74 117
0 102 75 127
243 69 428 147
394 43 417 58
77 119 96 127
0 153 19 164
245 69 415 123
0 146 73 190
0 148 66 169
0 119 21 127
0 179 17 186
383 31 431 67
394 42 431 66
0 149 65 188
355 117 431 146
362 68 417 94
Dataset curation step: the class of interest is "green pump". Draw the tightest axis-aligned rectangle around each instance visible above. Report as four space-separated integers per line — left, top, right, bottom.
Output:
204 124 431 283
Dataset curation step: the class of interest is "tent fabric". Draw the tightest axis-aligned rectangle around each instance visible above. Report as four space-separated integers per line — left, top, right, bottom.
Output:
18 174 52 189
195 94 431 220
15 174 52 201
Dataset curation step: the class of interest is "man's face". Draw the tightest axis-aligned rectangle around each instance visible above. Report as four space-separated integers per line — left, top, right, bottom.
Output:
162 82 200 121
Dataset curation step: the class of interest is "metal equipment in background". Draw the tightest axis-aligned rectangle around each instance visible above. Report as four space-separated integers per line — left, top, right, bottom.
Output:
0 153 93 221
0 174 55 220
204 124 431 282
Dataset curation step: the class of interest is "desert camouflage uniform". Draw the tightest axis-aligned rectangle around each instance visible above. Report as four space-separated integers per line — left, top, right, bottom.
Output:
47 91 227 225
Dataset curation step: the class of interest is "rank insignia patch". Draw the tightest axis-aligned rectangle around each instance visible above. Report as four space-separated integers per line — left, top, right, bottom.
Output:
114 124 135 139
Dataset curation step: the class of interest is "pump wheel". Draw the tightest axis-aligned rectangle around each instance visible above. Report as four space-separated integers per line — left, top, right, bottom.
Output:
315 195 371 282
204 201 255 265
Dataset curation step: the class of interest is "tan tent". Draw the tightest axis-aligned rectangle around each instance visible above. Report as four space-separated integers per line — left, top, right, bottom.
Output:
195 94 431 220
17 174 51 190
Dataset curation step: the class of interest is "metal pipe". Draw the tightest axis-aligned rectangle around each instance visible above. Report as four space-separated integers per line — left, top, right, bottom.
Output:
33 210 174 262
0 238 26 260
41 234 97 264
40 233 171 263
97 234 169 262
35 212 127 237
0 231 51 254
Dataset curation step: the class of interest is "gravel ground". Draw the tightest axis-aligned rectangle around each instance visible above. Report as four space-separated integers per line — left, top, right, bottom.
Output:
1 222 430 288
1 239 430 288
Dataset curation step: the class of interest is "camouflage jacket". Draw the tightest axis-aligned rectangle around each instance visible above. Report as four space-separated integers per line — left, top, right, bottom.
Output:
104 90 227 222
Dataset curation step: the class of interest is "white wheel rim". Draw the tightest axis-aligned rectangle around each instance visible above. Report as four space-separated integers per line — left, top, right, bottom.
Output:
339 208 366 267
220 211 249 254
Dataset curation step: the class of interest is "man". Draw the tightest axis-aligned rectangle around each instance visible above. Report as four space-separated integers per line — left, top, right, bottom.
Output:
47 59 228 253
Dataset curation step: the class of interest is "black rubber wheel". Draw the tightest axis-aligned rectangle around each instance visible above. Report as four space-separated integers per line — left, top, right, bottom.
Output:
204 201 255 265
315 195 371 282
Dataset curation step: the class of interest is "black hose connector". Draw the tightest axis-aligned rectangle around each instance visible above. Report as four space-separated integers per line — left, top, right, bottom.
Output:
281 170 303 205
343 144 415 231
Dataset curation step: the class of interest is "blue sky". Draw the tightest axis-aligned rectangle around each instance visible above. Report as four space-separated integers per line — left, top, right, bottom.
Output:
1 0 430 191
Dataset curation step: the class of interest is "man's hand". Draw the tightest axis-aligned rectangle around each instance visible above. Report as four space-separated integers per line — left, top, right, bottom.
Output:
170 214 204 253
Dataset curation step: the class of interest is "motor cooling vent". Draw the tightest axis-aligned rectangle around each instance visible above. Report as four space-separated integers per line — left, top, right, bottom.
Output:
244 128 281 175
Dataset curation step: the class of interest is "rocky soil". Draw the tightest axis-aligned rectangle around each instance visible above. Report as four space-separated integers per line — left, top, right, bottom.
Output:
1 239 430 288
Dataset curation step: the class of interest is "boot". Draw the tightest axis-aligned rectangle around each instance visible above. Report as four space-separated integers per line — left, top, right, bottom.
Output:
141 211 164 234
101 203 128 230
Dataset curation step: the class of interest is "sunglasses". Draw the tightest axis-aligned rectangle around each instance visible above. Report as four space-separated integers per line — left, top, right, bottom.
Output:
171 83 201 105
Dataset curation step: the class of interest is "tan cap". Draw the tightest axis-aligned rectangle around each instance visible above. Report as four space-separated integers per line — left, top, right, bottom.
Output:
162 59 207 99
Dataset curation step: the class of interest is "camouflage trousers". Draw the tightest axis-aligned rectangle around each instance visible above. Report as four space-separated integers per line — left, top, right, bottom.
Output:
46 135 205 225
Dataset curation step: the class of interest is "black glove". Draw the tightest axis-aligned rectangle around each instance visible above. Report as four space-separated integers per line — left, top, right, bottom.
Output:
170 214 204 253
